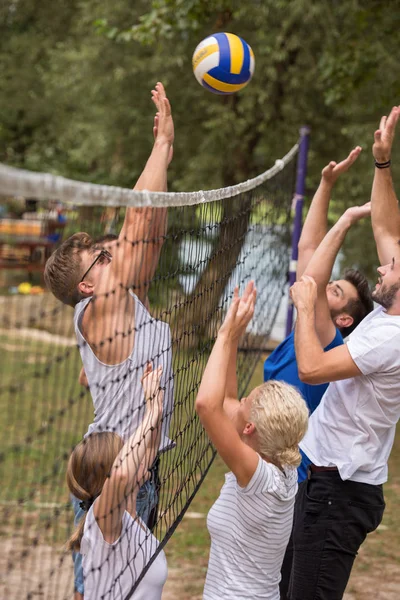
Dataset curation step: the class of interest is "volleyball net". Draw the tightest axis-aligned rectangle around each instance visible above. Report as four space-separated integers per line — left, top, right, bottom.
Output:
0 142 298 599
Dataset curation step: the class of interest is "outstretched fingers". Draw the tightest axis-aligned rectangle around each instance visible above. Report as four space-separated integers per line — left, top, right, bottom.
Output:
162 96 171 117
241 280 255 302
335 146 362 172
153 113 159 140
142 363 163 401
150 81 174 151
347 145 362 162
374 106 400 161
236 285 256 326
321 146 362 182
151 82 167 112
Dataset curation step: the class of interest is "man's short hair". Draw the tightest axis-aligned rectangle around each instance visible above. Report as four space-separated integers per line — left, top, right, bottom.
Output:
93 233 118 245
44 232 93 307
340 268 374 336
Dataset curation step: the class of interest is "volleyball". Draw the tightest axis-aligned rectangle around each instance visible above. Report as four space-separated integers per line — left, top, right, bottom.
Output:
192 32 255 95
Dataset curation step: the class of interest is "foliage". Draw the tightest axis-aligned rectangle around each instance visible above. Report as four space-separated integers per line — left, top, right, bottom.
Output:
2 0 400 278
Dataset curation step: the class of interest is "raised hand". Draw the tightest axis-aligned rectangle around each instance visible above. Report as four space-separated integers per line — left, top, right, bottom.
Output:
290 275 317 313
219 281 257 340
141 362 163 412
343 201 371 224
153 112 173 166
321 146 362 185
373 106 400 163
151 82 174 163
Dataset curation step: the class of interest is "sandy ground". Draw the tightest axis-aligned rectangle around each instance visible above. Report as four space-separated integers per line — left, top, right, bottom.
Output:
0 537 74 599
1 535 399 600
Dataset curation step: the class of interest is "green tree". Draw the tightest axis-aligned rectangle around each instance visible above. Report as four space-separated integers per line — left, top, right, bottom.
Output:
2 0 400 282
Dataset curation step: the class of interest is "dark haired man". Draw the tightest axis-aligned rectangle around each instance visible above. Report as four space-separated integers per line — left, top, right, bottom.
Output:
265 148 373 482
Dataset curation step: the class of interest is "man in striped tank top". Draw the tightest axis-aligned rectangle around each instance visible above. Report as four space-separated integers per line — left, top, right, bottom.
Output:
44 82 174 600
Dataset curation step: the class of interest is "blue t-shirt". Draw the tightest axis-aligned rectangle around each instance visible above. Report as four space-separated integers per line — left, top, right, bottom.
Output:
264 328 343 482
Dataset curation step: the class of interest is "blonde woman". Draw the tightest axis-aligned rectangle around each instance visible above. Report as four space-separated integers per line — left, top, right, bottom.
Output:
195 282 309 600
66 363 167 600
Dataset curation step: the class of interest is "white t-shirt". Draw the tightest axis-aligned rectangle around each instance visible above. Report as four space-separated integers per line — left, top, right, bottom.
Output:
300 306 400 485
203 456 297 600
81 503 168 600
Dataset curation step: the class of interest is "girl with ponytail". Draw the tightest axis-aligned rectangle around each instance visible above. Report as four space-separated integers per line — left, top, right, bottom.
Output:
66 363 167 600
195 282 308 600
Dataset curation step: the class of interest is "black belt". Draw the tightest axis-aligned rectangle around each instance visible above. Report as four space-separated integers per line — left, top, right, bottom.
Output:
309 464 338 473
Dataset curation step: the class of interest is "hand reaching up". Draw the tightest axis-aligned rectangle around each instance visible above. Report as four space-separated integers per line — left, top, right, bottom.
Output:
373 106 400 163
219 281 257 341
290 275 317 313
151 82 174 164
141 363 164 416
342 201 371 225
321 146 362 186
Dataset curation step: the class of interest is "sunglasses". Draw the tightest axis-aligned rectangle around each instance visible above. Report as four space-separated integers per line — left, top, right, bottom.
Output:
80 249 112 283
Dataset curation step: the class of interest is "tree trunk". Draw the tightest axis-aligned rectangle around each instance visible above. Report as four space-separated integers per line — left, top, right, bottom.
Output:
186 193 253 341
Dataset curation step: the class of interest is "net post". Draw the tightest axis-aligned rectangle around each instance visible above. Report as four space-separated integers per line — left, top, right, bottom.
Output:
285 125 310 336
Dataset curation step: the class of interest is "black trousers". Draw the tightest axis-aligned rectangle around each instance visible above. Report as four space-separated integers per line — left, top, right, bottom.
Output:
281 469 385 600
147 456 161 532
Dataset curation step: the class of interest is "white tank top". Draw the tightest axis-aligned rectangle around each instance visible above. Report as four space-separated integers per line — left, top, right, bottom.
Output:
74 293 174 451
81 504 168 599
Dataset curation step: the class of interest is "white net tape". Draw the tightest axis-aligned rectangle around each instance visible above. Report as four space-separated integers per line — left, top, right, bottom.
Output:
0 143 298 208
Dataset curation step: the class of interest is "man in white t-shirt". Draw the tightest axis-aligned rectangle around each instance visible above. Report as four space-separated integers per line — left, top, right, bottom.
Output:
287 105 400 600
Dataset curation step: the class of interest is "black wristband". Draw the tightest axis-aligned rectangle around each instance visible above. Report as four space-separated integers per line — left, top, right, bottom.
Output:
375 159 391 169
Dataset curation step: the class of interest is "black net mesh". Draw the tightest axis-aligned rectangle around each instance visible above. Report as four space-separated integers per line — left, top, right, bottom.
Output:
0 152 297 599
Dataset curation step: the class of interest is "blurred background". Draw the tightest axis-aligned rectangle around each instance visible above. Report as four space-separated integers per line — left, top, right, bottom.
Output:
1 0 400 280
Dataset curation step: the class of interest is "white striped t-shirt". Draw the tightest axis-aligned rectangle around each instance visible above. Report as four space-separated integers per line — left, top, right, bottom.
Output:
81 504 168 599
203 456 297 600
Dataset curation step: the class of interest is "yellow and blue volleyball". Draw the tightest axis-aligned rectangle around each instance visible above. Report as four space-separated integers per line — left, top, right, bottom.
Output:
192 32 255 95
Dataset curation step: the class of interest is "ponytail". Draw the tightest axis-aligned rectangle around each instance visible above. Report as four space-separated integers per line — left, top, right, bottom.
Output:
274 445 302 468
65 432 123 551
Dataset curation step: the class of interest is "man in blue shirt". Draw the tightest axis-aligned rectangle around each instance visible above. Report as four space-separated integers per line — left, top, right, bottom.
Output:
265 148 374 599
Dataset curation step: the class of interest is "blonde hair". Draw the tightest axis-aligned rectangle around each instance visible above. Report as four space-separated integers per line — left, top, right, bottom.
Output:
44 232 93 307
66 432 123 551
250 380 309 468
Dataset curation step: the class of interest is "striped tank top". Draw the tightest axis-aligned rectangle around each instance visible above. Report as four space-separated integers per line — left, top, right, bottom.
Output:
74 293 174 451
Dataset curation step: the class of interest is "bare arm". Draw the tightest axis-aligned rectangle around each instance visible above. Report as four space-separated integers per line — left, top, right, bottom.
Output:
222 342 242 421
195 283 258 487
97 83 173 304
291 276 362 384
297 147 362 279
371 107 400 265
303 203 371 347
94 364 163 540
224 281 255 402
78 366 88 388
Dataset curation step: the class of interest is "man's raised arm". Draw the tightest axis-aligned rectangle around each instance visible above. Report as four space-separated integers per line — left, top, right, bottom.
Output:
303 203 370 347
371 106 400 266
98 82 173 304
297 147 362 279
290 276 362 385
